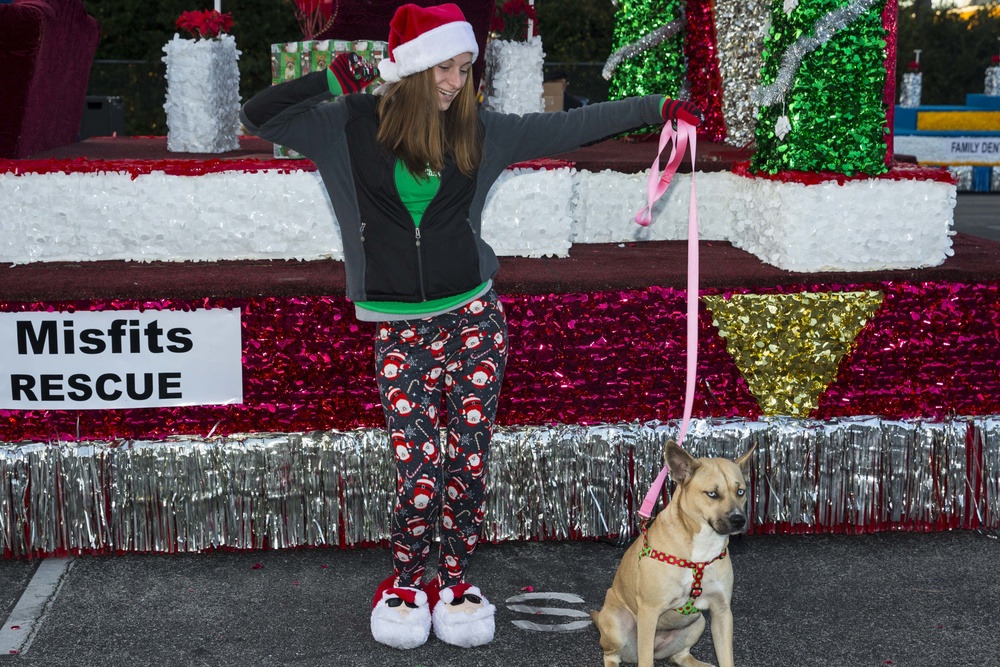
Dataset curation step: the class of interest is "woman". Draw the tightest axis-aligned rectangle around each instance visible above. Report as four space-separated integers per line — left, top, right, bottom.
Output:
241 2 701 651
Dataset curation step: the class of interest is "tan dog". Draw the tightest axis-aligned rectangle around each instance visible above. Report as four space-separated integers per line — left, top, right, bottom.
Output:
591 441 755 667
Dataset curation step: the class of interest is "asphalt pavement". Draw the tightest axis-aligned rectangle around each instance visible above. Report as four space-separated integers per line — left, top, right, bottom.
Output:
1 532 999 666
953 192 1000 242
2 195 999 667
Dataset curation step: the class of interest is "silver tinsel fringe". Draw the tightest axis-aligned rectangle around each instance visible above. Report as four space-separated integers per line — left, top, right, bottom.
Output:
948 165 974 192
715 0 770 146
3 417 999 558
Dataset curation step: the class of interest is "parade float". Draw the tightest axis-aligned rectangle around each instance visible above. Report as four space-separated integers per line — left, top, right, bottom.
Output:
1 0 998 559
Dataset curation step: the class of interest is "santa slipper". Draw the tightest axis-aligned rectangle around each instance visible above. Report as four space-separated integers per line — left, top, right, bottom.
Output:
370 575 431 649
426 580 496 648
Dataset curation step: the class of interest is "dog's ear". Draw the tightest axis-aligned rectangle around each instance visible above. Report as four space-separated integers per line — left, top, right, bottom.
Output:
734 444 756 477
665 440 699 483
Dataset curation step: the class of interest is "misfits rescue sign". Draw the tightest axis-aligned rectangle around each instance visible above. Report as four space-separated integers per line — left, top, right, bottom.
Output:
0 309 243 410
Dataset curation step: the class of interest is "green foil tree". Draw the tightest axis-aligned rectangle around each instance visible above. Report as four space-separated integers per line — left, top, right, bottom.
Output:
751 0 890 175
606 0 686 101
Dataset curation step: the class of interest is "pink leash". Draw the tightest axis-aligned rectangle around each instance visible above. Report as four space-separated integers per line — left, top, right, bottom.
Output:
636 120 699 520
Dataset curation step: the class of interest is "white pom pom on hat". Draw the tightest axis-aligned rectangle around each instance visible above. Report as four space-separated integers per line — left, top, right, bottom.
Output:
377 3 479 83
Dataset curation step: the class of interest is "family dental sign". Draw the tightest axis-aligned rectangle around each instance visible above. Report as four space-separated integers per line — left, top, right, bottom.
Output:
0 309 243 410
948 139 1000 159
893 134 1000 166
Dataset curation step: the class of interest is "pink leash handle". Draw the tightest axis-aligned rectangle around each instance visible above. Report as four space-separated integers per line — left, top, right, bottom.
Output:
634 123 687 226
637 120 699 520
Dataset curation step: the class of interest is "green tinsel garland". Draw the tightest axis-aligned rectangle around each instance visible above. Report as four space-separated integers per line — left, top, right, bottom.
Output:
752 0 889 175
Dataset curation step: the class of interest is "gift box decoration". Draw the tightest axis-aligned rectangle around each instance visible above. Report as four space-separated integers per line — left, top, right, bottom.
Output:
270 39 386 158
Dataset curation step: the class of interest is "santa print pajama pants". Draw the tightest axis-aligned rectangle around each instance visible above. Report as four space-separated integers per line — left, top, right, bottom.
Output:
374 290 508 588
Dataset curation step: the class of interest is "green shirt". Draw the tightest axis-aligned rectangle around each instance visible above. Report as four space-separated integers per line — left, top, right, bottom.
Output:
355 158 490 316
330 70 489 317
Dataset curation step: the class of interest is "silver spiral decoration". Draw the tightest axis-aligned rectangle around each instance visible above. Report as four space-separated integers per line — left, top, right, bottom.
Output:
602 19 685 81
752 0 881 108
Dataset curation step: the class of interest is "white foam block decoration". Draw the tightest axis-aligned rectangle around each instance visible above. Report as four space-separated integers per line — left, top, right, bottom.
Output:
163 34 242 153
481 166 575 257
0 168 955 271
0 171 343 263
727 176 956 272
572 169 739 244
482 36 545 115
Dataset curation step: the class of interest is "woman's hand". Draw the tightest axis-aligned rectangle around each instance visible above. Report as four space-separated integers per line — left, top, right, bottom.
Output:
661 99 704 127
330 53 379 94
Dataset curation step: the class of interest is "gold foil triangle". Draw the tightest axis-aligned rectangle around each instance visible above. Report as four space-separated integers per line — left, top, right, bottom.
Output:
702 291 884 416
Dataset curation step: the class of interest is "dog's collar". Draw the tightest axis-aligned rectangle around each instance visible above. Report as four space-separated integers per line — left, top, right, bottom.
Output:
639 523 727 615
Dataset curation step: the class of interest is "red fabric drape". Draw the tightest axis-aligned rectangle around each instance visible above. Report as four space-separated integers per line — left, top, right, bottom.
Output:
0 0 100 158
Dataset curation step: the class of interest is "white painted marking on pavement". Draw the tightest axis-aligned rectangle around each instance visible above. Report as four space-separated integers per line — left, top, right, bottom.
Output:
505 604 591 618
0 557 74 657
504 591 585 604
511 619 594 632
506 591 594 632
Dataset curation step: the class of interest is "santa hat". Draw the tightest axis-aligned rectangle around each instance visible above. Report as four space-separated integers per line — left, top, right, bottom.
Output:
438 582 482 605
378 3 479 83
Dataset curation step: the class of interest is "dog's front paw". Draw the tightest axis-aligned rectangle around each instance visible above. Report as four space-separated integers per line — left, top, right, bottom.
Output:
671 655 716 667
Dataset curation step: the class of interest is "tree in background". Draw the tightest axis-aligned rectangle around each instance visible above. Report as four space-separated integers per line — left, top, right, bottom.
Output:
86 0 1000 135
532 0 616 104
87 0 299 135
896 1 1000 105
533 0 615 63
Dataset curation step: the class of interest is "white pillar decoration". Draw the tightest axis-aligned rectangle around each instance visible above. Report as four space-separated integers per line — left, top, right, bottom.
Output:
482 35 545 115
899 48 922 109
162 33 242 153
986 40 1000 96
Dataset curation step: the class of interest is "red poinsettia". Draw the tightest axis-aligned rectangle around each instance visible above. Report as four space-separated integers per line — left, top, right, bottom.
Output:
491 0 537 41
500 0 536 19
176 9 234 39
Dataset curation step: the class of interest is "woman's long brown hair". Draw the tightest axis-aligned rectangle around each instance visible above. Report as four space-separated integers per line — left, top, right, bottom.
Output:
376 66 482 178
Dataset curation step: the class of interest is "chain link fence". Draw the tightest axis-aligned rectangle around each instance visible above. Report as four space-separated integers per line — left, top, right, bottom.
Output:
86 60 167 137
85 59 610 137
